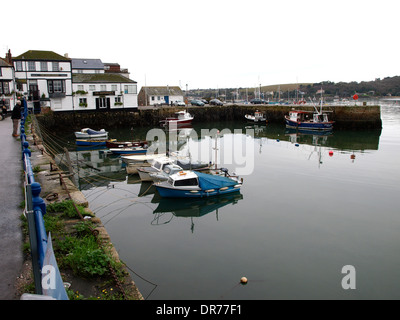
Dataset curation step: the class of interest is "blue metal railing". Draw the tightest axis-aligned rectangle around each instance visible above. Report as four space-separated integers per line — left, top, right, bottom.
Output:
20 98 68 300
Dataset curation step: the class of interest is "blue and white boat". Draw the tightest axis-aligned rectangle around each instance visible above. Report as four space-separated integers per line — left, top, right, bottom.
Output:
155 170 243 198
74 128 108 139
285 93 334 131
285 110 334 131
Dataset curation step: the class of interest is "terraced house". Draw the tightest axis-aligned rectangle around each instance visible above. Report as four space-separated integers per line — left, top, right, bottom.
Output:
3 50 138 112
71 58 138 111
0 52 15 111
12 50 74 112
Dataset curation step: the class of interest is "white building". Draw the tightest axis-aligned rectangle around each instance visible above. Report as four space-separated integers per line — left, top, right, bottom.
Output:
138 86 184 106
0 52 15 111
12 50 74 112
72 73 138 110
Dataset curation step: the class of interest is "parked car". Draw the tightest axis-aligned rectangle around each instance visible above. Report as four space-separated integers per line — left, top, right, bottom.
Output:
172 100 186 106
190 99 205 106
209 99 224 106
200 99 208 105
250 98 266 104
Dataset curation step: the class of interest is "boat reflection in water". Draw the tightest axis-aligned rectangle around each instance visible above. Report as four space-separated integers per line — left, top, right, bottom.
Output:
151 192 243 232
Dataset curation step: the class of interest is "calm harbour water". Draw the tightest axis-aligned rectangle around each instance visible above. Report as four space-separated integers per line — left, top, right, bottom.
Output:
73 104 400 300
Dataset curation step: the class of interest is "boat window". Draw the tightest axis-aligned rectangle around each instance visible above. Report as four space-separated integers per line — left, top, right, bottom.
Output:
153 162 162 170
174 178 198 187
168 177 174 185
163 167 171 174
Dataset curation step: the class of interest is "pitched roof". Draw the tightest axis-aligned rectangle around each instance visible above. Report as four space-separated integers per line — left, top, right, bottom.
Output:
13 50 71 61
72 73 137 84
71 58 104 69
0 57 12 67
141 86 183 96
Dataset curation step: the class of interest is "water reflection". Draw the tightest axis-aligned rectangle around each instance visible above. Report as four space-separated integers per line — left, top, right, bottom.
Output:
151 192 243 232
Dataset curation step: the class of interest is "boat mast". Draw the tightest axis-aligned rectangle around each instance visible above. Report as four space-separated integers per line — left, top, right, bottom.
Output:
213 131 219 170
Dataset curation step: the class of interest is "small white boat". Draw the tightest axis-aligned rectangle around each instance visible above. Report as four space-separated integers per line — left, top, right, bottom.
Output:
121 153 167 165
160 110 194 127
244 110 267 123
137 157 176 181
122 153 167 175
75 128 108 139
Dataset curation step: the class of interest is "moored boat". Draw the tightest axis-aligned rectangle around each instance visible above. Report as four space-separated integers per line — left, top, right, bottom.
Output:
160 110 194 127
245 110 267 123
76 138 116 146
106 140 148 149
284 110 334 131
75 128 108 139
137 157 176 181
154 170 243 198
110 147 147 155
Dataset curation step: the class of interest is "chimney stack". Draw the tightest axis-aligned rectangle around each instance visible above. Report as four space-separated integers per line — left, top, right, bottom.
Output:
5 49 12 64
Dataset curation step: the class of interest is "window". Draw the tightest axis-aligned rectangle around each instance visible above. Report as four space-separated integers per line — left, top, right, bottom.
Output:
115 96 121 103
174 178 198 187
16 61 23 71
0 81 10 94
151 96 155 101
40 61 48 71
111 85 117 91
28 61 36 71
52 62 59 71
124 85 137 94
48 80 65 93
77 85 84 91
89 85 96 91
100 85 106 91
79 98 87 107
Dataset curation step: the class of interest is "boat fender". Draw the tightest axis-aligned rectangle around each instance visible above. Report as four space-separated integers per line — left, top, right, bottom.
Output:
329 150 334 156
295 143 299 147
219 187 229 191
205 189 215 193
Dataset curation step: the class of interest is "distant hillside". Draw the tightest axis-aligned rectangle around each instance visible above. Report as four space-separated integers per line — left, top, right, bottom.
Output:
299 76 400 97
189 76 400 101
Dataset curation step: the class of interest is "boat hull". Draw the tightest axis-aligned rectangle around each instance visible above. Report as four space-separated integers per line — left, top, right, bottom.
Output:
161 118 193 127
75 139 108 146
110 148 147 155
245 115 266 123
285 117 334 131
155 184 241 198
106 140 148 148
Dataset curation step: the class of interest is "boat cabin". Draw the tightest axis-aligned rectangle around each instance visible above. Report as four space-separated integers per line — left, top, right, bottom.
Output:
289 110 329 124
167 171 199 189
151 157 175 171
313 113 329 123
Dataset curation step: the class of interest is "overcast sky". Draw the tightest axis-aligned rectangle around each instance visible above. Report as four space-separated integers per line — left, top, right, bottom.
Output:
2 0 399 90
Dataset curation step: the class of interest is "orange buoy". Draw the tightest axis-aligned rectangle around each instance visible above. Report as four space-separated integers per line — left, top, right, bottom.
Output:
329 150 334 156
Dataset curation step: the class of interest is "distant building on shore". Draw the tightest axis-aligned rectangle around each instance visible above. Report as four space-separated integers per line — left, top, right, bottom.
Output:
138 86 184 106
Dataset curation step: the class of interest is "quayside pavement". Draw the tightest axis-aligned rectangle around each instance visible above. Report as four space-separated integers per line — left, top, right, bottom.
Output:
0 116 24 299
